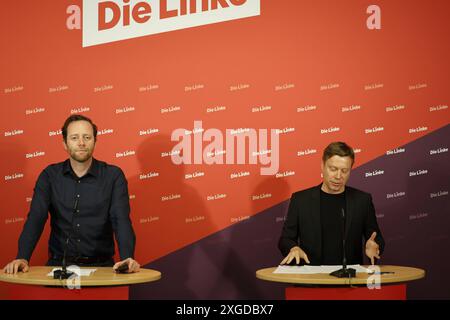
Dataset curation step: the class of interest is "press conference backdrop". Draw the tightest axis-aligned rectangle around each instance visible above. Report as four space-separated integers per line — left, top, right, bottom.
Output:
1 0 448 299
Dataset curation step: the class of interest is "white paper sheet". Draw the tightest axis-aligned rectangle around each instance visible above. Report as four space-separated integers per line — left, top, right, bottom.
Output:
274 265 373 274
47 267 97 277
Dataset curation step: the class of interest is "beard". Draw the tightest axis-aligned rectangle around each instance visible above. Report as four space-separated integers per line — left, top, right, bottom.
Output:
69 149 93 163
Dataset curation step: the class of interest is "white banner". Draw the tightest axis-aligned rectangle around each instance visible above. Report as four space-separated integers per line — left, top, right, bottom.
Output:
83 0 260 47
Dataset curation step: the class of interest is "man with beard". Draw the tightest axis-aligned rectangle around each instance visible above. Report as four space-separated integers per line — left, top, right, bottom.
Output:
3 115 140 274
279 142 384 266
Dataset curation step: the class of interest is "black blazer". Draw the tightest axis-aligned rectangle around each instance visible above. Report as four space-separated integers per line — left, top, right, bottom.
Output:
278 184 385 265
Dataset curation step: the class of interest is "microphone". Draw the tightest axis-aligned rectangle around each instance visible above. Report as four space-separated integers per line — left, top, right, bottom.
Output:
53 198 78 280
330 208 356 278
53 238 74 280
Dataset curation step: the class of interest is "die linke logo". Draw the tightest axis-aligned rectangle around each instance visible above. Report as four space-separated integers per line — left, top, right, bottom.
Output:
79 0 260 47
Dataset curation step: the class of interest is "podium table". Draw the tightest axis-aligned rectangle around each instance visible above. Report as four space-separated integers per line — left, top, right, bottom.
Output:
0 266 161 300
256 265 425 300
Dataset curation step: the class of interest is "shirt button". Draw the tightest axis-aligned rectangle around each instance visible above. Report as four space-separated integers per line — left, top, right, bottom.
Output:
76 224 80 227
76 210 80 213
77 239 81 242
77 180 81 183
77 194 80 198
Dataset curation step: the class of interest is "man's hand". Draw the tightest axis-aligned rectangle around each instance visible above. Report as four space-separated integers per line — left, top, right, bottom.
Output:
365 231 381 265
280 246 310 265
113 257 140 273
3 259 29 274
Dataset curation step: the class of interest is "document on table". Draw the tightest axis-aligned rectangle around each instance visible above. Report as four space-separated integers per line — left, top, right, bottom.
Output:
274 265 373 274
47 267 97 277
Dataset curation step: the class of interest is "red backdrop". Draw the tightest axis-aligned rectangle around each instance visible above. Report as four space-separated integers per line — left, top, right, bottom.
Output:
1 0 448 299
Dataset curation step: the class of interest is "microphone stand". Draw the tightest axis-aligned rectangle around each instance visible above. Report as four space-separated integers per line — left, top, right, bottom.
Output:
330 208 356 278
54 198 78 280
54 238 74 279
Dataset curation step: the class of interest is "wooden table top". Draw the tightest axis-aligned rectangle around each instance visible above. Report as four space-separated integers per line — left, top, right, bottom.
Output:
0 266 161 287
256 265 425 286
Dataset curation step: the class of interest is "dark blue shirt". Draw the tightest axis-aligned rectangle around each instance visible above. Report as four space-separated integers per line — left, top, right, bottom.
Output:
17 158 136 261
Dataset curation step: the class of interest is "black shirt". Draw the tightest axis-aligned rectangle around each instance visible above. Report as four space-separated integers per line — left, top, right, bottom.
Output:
320 189 345 265
17 158 136 261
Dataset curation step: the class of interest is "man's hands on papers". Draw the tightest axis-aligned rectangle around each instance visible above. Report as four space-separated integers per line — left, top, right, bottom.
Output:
280 246 310 265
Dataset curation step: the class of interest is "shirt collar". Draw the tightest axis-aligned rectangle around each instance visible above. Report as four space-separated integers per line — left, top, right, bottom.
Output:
63 158 99 178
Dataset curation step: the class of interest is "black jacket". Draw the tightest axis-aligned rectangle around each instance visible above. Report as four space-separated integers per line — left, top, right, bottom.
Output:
278 184 385 265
